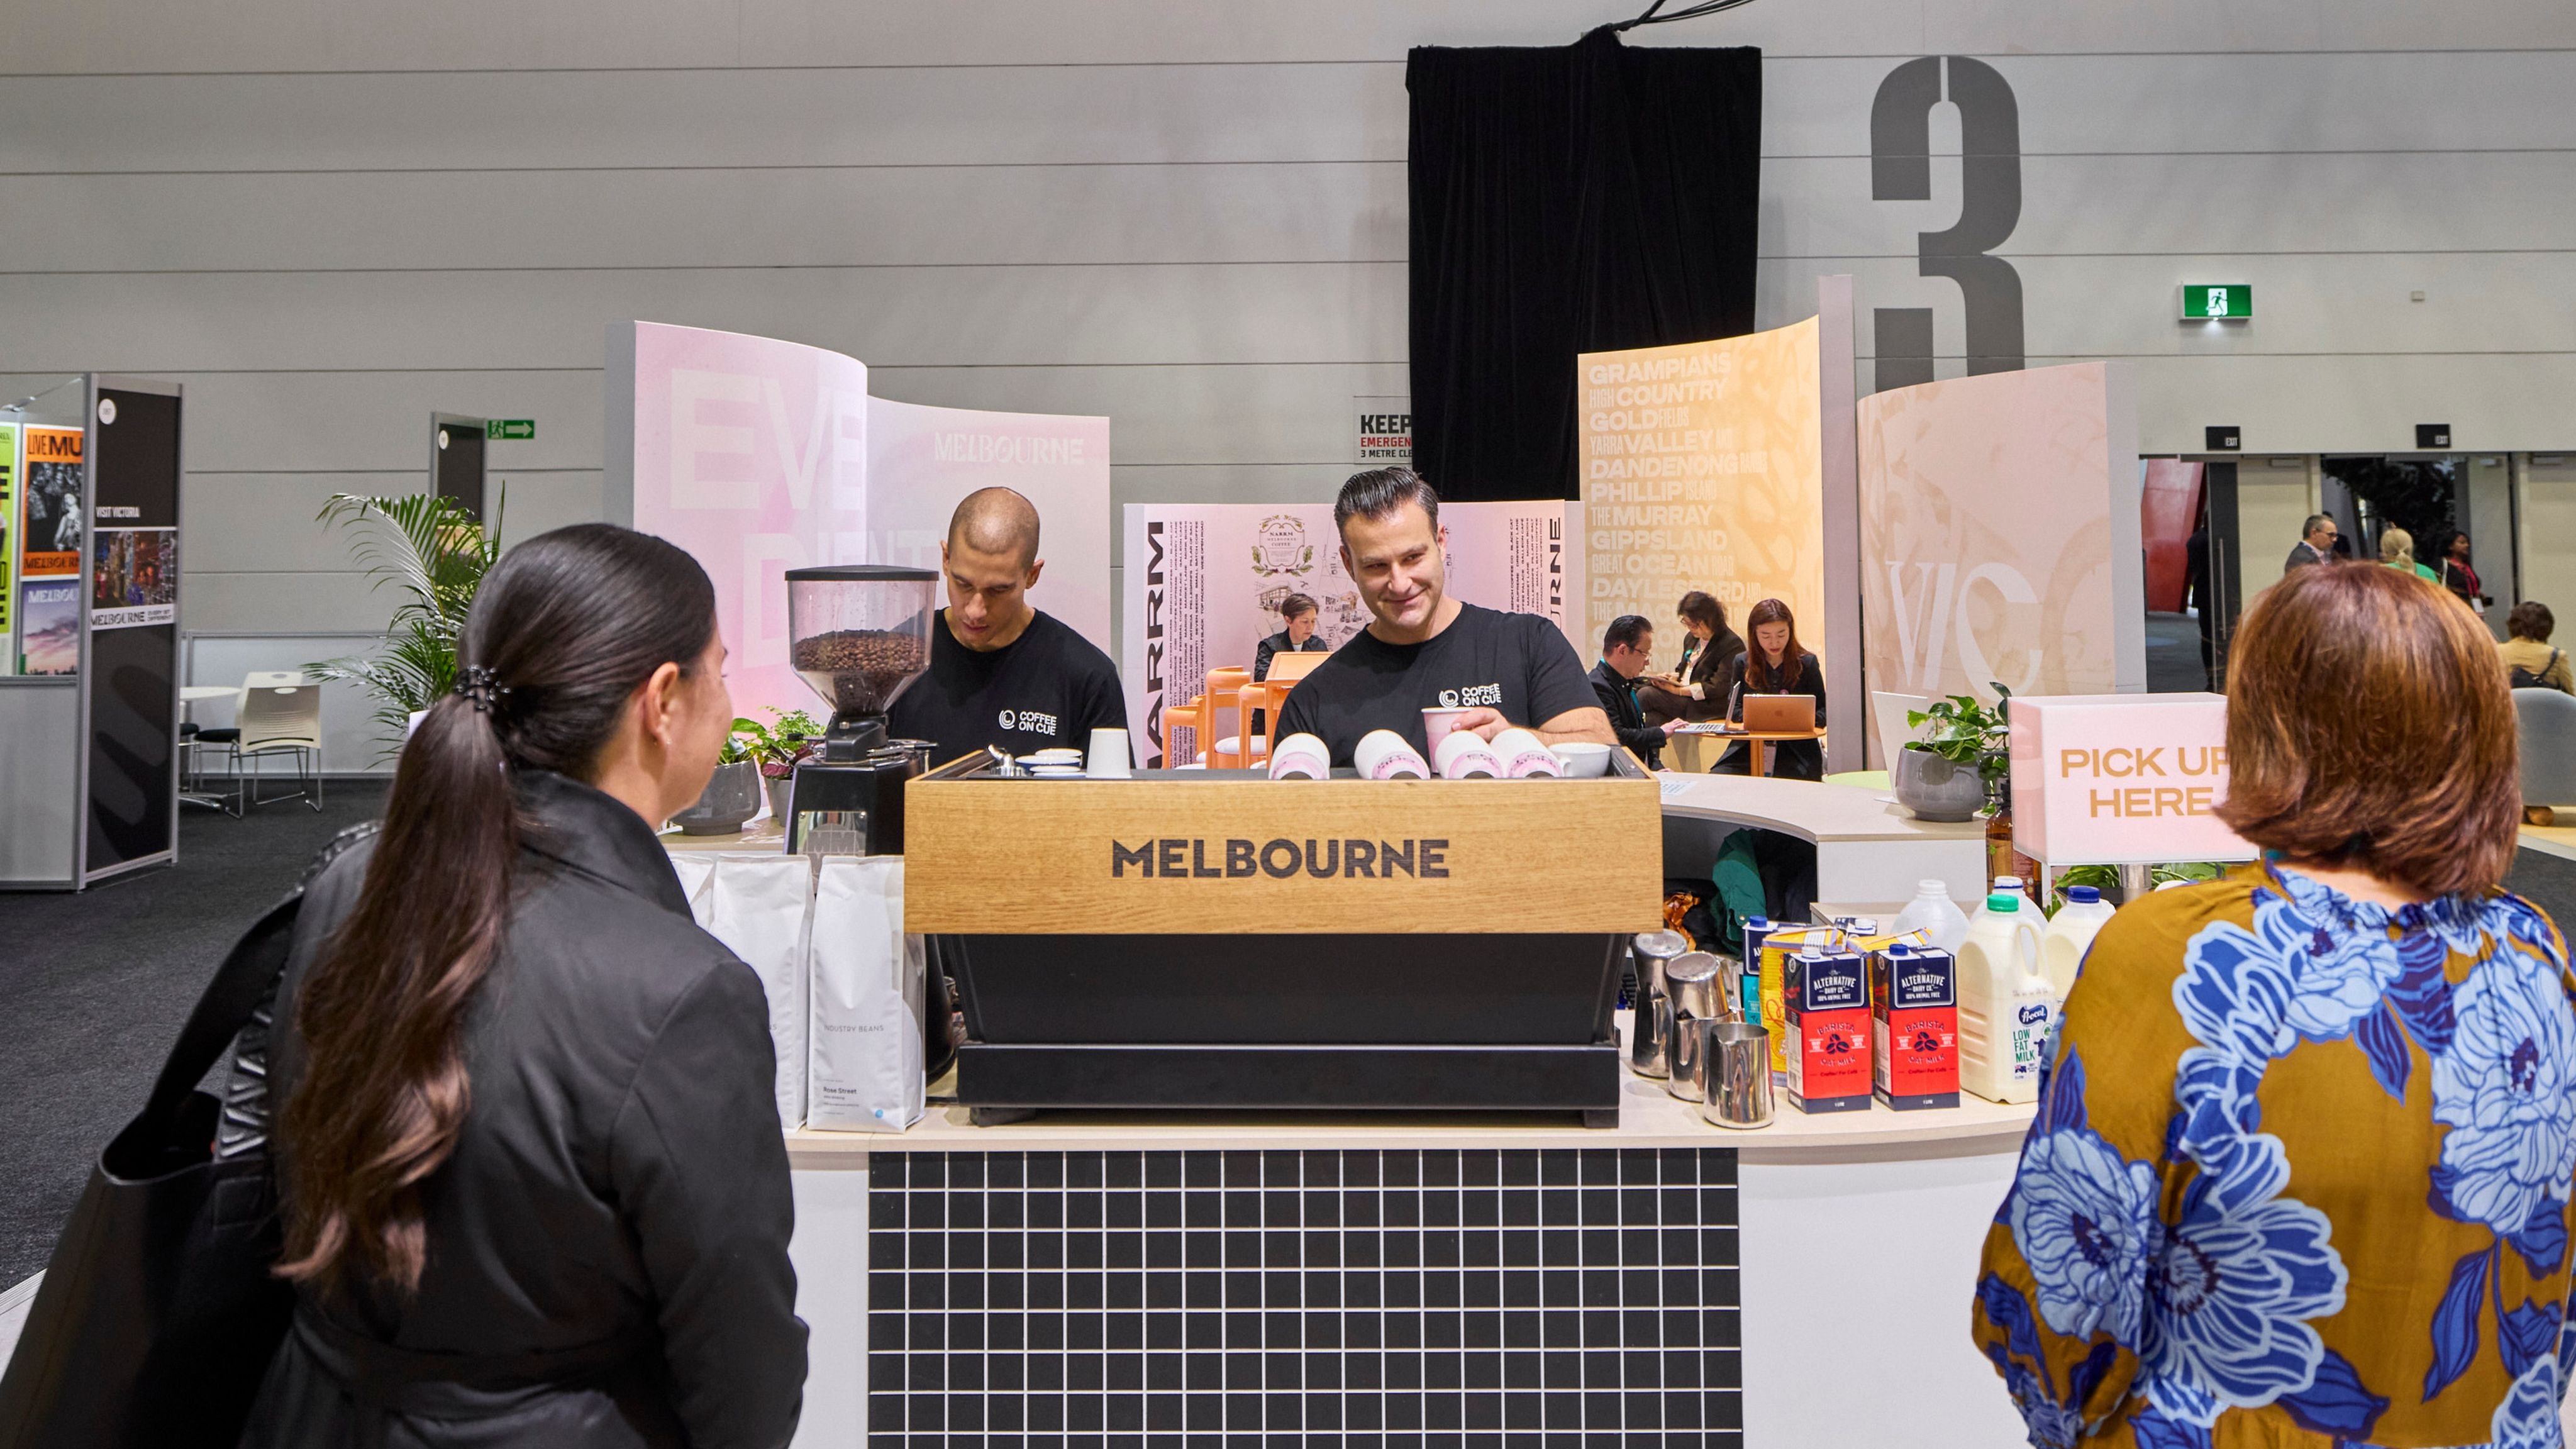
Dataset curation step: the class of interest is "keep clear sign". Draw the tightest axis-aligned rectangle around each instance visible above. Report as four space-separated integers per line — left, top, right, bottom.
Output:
1355 396 1410 465
2004 692 2257 866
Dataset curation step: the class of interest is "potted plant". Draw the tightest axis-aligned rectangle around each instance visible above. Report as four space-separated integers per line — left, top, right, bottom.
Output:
306 491 501 759
731 708 824 823
1896 686 2011 823
670 734 764 835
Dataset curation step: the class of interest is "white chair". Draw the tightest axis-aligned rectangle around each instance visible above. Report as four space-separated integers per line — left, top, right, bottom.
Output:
212 681 324 814
2515 688 2576 823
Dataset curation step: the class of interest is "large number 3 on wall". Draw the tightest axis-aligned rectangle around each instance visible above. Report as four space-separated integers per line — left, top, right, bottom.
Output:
1868 55 2024 391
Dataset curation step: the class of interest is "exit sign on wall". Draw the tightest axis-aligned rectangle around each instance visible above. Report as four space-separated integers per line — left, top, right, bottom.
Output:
2179 284 2253 320
485 419 535 440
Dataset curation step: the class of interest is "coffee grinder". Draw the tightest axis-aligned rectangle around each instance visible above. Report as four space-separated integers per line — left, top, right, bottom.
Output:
781 564 940 855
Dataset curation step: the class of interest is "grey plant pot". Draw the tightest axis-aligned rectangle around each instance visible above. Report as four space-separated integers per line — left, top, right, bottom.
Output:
1893 747 1988 822
673 760 763 835
766 774 794 826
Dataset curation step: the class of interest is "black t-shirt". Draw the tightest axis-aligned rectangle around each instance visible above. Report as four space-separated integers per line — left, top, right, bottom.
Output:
1273 602 1599 765
886 608 1126 763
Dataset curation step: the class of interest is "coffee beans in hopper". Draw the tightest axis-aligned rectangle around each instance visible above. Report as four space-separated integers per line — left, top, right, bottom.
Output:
791 630 928 715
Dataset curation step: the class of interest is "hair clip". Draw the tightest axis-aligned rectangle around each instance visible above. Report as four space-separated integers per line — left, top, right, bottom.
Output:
453 665 513 715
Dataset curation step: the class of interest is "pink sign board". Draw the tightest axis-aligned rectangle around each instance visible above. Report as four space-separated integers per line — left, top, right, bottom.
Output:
613 321 1113 726
2007 692 2256 865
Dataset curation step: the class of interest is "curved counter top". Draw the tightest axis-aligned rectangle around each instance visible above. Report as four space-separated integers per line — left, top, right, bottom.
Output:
1657 771 1992 909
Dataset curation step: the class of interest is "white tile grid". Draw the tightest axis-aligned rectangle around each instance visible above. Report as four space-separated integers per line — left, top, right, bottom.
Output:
867 1149 1740 1448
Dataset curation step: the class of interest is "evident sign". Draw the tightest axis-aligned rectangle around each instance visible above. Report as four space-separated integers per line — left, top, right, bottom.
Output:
485 419 536 440
2178 284 2252 321
2006 692 2257 865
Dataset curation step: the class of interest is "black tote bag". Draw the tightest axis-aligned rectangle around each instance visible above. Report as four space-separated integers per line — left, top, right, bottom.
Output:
0 889 304 1449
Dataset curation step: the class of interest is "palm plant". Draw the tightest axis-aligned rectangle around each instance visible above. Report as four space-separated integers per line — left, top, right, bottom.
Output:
305 491 501 758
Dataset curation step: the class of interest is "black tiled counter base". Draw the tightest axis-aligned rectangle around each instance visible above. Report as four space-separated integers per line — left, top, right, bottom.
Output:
867 1148 1743 1448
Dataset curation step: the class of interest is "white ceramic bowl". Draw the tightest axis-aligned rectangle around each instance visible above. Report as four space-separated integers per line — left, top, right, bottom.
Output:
1550 741 1613 777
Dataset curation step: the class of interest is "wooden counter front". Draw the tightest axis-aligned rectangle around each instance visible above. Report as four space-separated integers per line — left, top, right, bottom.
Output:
905 770 1662 935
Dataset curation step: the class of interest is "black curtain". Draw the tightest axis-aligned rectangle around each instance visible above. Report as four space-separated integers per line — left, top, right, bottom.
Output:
1407 29 1760 501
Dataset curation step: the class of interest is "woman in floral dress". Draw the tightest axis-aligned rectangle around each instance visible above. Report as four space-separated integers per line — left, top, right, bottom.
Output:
1975 562 2575 1447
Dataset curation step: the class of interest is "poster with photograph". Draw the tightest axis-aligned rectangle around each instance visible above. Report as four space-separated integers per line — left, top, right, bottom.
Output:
0 421 16 639
18 577 79 675
21 426 84 578
1118 500 1582 766
92 527 177 629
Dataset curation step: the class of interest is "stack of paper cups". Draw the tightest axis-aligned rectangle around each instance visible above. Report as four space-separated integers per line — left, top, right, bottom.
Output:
1489 728 1564 777
1085 728 1132 779
1267 733 1331 779
1353 729 1431 779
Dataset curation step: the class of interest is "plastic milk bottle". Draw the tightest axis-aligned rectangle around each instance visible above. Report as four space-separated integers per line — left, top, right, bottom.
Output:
1956 891 2050 1103
2041 885 2118 997
1893 879 1970 954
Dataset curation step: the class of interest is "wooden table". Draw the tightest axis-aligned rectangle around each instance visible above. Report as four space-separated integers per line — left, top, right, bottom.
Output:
1668 722 1825 777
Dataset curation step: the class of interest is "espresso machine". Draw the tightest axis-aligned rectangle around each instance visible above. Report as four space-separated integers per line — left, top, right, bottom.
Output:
781 564 940 855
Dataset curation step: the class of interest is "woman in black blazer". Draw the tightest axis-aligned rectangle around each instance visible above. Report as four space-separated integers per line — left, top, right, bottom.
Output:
243 526 804 1449
1640 589 1742 725
1709 596 1826 781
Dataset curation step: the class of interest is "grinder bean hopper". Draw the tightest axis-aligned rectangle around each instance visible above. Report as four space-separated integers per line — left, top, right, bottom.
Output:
782 564 940 855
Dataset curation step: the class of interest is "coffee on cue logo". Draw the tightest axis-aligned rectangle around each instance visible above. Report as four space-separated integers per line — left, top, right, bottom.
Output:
1110 838 1450 880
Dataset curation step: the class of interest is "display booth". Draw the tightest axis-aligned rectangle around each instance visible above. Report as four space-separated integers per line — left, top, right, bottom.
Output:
602 321 1113 727
1857 360 2148 763
1118 500 1582 768
0 374 185 890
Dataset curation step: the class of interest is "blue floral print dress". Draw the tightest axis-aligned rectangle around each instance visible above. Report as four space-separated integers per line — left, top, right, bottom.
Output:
1974 865 2576 1447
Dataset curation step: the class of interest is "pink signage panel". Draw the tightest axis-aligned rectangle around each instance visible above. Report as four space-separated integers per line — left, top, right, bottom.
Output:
2007 692 2256 865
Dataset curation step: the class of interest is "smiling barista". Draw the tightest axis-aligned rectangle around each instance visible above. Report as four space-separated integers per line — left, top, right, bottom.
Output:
1274 468 1613 765
888 486 1126 763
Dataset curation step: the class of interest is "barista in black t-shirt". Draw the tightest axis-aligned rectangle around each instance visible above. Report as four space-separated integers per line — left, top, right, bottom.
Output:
1274 468 1611 766
887 487 1126 764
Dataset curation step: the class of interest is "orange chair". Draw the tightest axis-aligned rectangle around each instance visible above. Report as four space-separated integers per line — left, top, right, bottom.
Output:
1160 666 1252 767
1234 677 1292 763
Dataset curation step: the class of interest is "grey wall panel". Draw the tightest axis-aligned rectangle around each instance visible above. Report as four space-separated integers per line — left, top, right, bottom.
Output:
1765 51 2576 156
184 469 604 572
0 65 1404 172
0 264 1406 372
870 361 1411 465
0 163 1406 270
165 370 601 473
1768 253 2576 358
1770 152 2576 258
182 570 396 634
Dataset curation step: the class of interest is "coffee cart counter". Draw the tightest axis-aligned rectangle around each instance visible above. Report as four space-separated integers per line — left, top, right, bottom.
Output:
781 1030 2035 1449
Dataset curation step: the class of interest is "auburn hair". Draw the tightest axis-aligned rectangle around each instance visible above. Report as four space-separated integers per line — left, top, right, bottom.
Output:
277 525 716 1293
1741 597 1806 692
2218 563 2517 897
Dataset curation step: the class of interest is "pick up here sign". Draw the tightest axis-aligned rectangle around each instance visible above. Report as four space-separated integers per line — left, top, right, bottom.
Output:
2006 692 2257 866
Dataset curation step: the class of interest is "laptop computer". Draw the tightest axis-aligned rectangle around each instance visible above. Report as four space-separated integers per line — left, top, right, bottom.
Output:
1268 649 1328 683
1741 693 1817 733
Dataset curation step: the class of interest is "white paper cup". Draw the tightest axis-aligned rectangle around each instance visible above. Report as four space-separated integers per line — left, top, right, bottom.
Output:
1420 707 1473 748
1433 730 1503 779
1353 729 1431 780
1268 733 1331 780
1085 727 1132 779
1491 727 1563 777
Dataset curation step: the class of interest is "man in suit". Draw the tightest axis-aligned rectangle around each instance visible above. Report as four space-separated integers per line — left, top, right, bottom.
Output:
2285 514 2340 570
1589 614 1684 769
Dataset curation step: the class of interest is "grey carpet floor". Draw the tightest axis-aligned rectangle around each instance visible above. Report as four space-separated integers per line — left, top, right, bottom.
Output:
4 786 2575 1289
0 783 386 1286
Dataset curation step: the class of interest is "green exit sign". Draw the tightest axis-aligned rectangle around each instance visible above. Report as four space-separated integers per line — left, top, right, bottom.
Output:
2179 284 2252 320
486 419 535 440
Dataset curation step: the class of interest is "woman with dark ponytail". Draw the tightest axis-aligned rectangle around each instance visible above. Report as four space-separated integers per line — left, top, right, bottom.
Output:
242 525 806 1448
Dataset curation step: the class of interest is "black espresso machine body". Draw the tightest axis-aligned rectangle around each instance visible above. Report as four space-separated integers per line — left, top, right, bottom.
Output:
784 735 933 854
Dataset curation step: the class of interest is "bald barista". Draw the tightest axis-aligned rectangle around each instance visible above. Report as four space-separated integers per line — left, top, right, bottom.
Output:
887 486 1126 762
1274 468 1613 765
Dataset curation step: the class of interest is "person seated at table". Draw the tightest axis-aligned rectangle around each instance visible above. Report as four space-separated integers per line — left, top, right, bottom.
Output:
1709 597 1825 781
1249 592 1328 738
1274 467 1611 765
1590 614 1687 769
1639 589 1741 725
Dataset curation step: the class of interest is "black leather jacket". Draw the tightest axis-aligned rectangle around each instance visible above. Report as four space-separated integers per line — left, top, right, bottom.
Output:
242 770 806 1449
